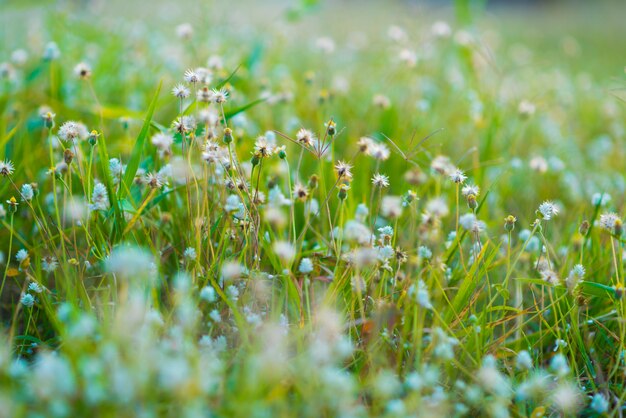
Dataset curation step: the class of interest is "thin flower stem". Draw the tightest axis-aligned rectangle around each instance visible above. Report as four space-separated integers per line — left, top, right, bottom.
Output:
610 237 620 285
0 213 14 298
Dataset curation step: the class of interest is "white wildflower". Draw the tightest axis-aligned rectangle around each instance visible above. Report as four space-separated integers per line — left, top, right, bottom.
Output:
537 201 559 220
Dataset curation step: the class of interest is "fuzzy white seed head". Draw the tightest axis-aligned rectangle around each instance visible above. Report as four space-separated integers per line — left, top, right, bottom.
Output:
537 201 559 220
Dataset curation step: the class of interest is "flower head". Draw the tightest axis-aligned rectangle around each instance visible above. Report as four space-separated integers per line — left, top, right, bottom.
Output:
293 183 309 201
599 212 623 236
196 87 212 103
254 136 274 158
537 201 559 220
73 62 92 79
334 160 353 181
0 160 15 176
183 247 197 261
6 196 18 213
42 256 59 273
418 245 432 260
518 100 536 118
371 173 389 188
58 121 88 142
450 169 467 184
516 350 533 370
273 241 295 263
369 142 390 161
183 68 199 83
504 215 517 232
540 269 560 285
176 23 193 39
172 116 196 134
408 280 432 309
461 184 480 197
28 282 44 293
41 110 56 127
42 41 60 61
172 83 190 99
145 172 164 189
211 88 229 104
565 264 585 292
296 128 316 147
20 293 35 308
16 249 29 263
20 184 34 201
298 258 314 274
90 182 109 211
590 393 609 414
151 132 174 151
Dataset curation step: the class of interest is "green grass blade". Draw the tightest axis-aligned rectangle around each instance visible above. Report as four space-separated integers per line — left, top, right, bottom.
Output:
118 81 162 203
224 97 267 121
97 131 125 241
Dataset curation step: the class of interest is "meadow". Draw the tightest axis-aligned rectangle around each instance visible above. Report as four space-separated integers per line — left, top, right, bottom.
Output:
1 0 626 416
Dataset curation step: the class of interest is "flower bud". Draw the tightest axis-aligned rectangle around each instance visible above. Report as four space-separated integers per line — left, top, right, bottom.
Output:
326 120 336 136
42 111 55 129
223 127 233 144
504 215 517 232
466 194 477 210
7 196 18 214
64 149 74 165
338 184 349 201
579 220 590 236
88 130 99 146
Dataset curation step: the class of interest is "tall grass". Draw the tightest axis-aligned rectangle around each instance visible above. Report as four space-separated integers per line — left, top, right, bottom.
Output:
0 1 625 416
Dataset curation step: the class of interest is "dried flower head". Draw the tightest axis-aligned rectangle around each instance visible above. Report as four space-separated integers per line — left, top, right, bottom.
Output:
176 23 193 39
537 201 559 221
58 121 89 142
599 212 623 236
254 137 274 158
334 160 353 181
196 87 213 103
211 88 229 104
172 116 196 134
296 128 316 147
73 62 92 79
0 160 15 176
450 169 467 184
183 68 199 83
172 83 190 99
145 172 164 189
461 184 480 197
371 173 389 188
151 132 174 151
293 183 309 201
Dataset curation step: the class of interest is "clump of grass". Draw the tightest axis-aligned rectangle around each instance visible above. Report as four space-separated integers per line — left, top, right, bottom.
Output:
0 1 625 416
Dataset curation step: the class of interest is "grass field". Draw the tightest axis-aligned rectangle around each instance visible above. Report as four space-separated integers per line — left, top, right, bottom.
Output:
1 0 626 416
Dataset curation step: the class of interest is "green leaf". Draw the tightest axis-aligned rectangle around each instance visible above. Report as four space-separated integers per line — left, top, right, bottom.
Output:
514 277 552 287
118 81 162 203
215 65 241 90
144 185 184 211
445 242 500 323
0 121 21 154
246 42 264 74
224 97 266 121
579 280 616 299
97 131 125 241
150 120 168 132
